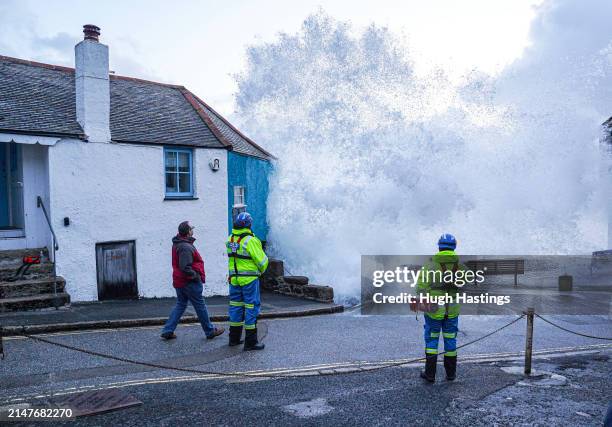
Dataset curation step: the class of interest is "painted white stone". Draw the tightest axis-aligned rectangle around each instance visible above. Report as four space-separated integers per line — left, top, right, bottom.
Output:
47 139 229 301
75 39 110 143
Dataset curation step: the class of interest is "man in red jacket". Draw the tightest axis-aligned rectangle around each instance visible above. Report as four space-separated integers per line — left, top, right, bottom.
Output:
161 221 224 340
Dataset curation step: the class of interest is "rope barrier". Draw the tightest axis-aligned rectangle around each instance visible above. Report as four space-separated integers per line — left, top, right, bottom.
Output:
16 315 526 379
7 312 611 380
535 314 612 341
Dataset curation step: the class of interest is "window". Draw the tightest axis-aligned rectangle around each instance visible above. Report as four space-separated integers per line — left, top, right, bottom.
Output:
233 186 246 207
165 148 194 197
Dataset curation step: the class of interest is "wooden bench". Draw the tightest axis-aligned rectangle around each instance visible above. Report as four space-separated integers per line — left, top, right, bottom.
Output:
465 259 525 286
591 250 612 274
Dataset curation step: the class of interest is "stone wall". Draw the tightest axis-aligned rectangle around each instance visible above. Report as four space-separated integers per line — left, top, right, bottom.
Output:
261 258 334 303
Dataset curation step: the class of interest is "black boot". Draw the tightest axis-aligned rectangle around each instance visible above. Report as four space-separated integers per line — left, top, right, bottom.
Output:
444 355 457 381
228 325 244 347
420 354 437 383
243 328 265 351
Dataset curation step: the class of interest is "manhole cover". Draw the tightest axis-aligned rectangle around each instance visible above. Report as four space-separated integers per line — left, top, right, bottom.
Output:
50 388 142 417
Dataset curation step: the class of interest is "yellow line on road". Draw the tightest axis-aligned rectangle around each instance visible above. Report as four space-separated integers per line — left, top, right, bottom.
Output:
1 343 610 404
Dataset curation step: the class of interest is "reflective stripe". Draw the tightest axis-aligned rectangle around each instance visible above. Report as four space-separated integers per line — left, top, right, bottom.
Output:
430 332 440 337
229 321 244 327
244 303 255 309
445 350 457 356
229 301 244 307
257 256 268 268
229 271 261 277
425 348 438 354
244 324 256 330
443 332 456 338
228 253 251 259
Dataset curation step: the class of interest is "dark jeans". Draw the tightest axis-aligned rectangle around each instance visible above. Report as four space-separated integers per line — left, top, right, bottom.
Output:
162 281 215 337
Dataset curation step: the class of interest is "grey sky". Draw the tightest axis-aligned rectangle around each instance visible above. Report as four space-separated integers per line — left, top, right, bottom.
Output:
0 0 541 115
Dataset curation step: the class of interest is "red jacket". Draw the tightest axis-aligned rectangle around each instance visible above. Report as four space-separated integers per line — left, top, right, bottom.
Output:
172 235 205 288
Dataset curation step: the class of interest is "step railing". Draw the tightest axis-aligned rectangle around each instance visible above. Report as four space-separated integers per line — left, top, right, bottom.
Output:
36 196 60 306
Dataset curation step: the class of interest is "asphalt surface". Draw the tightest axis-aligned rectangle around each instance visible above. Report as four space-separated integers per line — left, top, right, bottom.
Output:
0 311 611 426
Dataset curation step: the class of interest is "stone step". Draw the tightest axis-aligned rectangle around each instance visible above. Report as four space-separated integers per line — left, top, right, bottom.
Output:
0 292 70 312
283 276 309 286
0 276 66 299
0 263 54 281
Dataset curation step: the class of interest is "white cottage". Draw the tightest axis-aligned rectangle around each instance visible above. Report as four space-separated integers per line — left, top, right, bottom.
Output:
0 25 272 308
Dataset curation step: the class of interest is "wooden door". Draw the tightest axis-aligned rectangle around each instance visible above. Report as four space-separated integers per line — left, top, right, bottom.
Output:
96 241 138 300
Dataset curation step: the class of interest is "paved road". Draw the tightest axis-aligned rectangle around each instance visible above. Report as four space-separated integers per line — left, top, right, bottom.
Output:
1 312 611 425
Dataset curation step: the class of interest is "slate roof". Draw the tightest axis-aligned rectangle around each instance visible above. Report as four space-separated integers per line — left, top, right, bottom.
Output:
0 58 83 137
109 77 221 147
196 97 274 160
0 55 272 159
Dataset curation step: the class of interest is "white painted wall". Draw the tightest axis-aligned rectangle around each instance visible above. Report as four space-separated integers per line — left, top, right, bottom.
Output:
48 139 229 301
0 143 51 251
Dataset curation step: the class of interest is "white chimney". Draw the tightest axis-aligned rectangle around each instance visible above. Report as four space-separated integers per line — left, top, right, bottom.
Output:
75 25 111 143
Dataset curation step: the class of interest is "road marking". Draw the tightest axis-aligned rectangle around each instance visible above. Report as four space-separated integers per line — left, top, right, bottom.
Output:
1 343 610 404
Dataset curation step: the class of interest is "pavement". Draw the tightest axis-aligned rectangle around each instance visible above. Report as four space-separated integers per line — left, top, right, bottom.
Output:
0 292 343 335
0 311 610 425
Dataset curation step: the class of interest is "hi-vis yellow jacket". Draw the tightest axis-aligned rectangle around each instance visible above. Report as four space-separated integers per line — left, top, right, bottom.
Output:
416 250 465 319
226 228 269 286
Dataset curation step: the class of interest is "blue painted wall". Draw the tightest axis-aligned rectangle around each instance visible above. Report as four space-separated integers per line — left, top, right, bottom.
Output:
0 145 8 226
227 152 271 241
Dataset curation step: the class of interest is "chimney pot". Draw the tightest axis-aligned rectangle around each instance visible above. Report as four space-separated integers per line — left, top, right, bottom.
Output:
83 24 101 42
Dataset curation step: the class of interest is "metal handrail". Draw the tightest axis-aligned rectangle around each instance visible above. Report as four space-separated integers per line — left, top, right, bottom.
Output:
37 196 60 306
36 196 58 251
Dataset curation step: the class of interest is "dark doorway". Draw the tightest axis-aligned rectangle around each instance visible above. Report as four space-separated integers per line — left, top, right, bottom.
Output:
96 241 138 300
0 142 24 235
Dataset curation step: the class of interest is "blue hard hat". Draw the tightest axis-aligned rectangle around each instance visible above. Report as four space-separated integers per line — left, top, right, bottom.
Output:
438 233 457 250
234 212 253 229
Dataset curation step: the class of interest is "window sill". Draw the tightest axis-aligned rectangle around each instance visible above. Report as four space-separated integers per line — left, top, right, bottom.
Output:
164 196 199 201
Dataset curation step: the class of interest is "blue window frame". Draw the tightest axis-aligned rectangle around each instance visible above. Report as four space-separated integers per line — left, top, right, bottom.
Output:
164 147 194 197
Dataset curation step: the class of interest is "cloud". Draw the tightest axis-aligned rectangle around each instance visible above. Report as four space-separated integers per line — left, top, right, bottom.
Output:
0 0 157 80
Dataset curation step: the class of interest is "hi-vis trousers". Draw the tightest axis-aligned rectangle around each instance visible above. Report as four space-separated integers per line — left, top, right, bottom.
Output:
228 279 261 330
424 315 458 356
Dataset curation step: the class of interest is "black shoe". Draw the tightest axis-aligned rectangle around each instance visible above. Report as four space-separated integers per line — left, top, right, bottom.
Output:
206 327 225 340
161 331 177 340
229 325 244 347
243 328 265 351
420 370 435 383
421 353 437 382
444 355 457 381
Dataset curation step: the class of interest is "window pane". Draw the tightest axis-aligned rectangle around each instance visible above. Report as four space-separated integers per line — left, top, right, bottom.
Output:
165 151 177 172
178 173 191 193
178 152 190 172
166 172 177 193
233 186 245 205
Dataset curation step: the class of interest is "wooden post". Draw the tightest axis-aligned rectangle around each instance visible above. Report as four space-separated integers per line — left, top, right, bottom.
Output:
524 307 534 375
514 260 518 286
